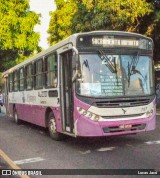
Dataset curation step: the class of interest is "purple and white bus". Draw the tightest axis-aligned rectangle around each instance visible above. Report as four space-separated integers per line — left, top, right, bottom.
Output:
2 31 156 140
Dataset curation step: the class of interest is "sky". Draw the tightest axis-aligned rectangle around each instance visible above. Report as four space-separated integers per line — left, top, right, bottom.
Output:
29 0 56 49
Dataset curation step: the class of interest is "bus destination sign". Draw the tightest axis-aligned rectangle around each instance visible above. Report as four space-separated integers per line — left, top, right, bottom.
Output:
92 37 139 47
77 35 153 50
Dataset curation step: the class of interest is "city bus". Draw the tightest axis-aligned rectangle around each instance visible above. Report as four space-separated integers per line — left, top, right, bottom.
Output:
2 31 156 140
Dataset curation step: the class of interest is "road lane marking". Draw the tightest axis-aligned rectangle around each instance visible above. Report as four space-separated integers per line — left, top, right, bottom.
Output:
79 150 91 155
14 157 45 165
0 149 30 178
97 147 115 152
145 140 160 145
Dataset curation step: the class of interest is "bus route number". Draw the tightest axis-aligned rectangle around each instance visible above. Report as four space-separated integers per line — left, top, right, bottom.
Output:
102 55 118 65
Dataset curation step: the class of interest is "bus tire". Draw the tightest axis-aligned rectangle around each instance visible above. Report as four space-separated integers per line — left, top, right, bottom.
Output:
13 108 20 125
48 112 64 141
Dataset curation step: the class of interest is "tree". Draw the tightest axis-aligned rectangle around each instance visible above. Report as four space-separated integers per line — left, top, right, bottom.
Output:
47 0 77 45
145 0 160 60
0 72 2 88
0 0 41 72
72 0 152 32
48 0 160 60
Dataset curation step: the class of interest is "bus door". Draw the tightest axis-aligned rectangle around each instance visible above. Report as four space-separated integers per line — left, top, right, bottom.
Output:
59 50 74 133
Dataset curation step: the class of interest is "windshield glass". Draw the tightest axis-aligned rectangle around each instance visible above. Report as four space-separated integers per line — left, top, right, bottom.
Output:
76 53 154 97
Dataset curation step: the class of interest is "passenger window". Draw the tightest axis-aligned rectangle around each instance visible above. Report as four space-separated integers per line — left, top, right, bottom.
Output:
35 59 43 89
26 64 33 90
13 70 19 91
9 73 13 92
19 68 24 91
44 54 57 88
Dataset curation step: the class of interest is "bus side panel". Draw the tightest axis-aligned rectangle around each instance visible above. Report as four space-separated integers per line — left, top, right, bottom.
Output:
11 103 46 127
10 103 63 131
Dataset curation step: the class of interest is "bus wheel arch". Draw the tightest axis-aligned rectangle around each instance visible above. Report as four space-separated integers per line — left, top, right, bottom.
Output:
45 108 64 141
45 107 52 127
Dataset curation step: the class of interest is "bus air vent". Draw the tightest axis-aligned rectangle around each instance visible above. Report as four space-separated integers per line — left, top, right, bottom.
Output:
93 99 150 108
103 113 144 119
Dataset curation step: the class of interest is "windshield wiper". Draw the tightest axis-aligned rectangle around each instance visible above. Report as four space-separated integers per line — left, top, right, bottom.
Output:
82 59 90 71
127 53 143 87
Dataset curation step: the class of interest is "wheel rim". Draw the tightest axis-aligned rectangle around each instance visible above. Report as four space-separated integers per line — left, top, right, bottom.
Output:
49 118 56 135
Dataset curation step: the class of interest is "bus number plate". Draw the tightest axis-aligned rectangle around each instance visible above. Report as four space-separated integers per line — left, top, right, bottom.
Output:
119 124 132 129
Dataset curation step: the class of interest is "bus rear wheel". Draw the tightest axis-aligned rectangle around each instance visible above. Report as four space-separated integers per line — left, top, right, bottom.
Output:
13 108 20 125
48 112 64 141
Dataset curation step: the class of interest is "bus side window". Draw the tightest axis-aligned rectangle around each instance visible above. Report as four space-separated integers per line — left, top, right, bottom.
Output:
13 70 19 92
26 64 33 90
34 59 43 89
44 53 57 88
9 73 13 92
19 68 25 91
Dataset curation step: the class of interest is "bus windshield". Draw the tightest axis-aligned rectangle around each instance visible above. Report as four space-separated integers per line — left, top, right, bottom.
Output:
76 53 154 97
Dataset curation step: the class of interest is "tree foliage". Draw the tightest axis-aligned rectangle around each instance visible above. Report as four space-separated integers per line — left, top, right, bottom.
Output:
73 0 152 32
0 0 41 72
48 0 77 45
48 0 160 60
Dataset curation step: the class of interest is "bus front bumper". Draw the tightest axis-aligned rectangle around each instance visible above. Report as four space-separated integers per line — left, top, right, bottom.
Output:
74 114 156 137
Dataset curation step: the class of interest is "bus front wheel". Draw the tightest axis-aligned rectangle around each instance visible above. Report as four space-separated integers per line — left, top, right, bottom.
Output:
48 112 64 141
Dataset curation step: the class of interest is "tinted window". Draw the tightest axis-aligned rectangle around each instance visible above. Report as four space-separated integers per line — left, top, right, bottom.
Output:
19 68 24 91
44 54 57 88
35 59 43 89
26 64 33 90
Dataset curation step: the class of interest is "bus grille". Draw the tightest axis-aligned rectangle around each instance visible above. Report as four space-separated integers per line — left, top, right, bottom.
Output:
103 124 146 133
103 113 144 119
93 99 150 108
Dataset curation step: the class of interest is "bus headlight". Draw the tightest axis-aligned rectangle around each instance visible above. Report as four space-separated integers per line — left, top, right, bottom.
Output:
146 109 154 117
77 107 101 121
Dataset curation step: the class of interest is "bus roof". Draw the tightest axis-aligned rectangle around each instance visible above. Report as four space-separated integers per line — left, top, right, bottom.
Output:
2 30 152 77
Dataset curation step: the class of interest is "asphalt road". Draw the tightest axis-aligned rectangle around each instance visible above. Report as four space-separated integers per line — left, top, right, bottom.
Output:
0 106 160 178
